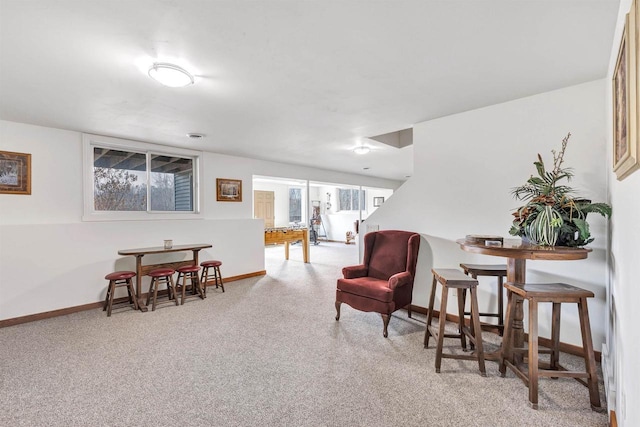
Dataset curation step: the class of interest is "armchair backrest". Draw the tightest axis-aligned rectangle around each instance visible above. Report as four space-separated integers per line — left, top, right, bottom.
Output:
363 230 421 281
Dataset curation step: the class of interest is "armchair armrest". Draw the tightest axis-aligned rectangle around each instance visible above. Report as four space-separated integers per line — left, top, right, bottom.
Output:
388 271 412 290
342 264 368 279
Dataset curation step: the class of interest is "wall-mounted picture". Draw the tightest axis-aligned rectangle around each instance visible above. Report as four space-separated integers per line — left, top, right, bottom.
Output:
613 0 640 181
0 150 31 195
373 196 384 207
216 178 242 202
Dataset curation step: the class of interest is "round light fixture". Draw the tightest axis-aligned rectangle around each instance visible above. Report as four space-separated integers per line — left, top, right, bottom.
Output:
148 62 194 87
353 146 370 155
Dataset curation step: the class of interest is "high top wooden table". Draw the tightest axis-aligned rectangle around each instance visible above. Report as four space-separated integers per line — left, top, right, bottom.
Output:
456 238 591 359
118 243 212 312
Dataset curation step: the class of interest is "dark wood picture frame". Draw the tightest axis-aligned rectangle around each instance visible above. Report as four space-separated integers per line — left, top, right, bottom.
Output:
0 150 31 195
613 0 640 181
216 178 242 202
373 196 384 207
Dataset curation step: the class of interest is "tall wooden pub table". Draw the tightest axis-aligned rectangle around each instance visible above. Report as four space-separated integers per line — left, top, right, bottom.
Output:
456 238 591 359
118 243 212 312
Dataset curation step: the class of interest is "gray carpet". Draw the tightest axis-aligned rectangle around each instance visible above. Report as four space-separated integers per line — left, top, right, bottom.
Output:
0 242 607 426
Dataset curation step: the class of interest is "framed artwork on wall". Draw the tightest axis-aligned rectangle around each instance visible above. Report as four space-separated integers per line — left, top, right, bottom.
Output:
216 178 242 202
373 196 384 207
0 150 31 195
613 0 640 181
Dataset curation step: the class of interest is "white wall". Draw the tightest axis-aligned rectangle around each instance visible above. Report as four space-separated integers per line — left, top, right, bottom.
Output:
369 80 609 352
0 120 401 320
606 1 640 425
363 187 393 217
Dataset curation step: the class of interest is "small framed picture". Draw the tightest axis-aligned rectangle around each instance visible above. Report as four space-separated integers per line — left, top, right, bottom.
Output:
373 196 384 207
0 150 31 195
216 178 242 202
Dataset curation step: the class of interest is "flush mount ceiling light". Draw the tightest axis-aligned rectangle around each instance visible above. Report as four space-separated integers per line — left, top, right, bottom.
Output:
353 146 371 155
148 62 194 87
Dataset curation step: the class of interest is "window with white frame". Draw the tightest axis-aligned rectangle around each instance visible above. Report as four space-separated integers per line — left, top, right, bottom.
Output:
338 188 365 211
83 134 200 219
289 188 302 222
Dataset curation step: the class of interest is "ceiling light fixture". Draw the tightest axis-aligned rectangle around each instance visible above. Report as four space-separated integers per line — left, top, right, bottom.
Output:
148 62 194 87
353 146 370 155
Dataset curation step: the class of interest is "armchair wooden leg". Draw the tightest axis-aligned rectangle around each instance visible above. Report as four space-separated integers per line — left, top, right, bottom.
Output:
335 301 341 321
381 314 390 338
407 304 412 319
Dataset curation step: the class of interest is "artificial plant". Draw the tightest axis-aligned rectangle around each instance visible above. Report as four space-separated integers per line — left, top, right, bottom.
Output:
509 133 612 247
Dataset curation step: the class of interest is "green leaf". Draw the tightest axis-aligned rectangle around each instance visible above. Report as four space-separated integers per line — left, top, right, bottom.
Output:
578 202 612 218
527 177 545 186
535 159 545 178
572 218 591 240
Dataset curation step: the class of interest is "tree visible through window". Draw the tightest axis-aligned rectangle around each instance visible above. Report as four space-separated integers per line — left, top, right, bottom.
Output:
289 188 301 222
338 188 365 211
93 147 194 212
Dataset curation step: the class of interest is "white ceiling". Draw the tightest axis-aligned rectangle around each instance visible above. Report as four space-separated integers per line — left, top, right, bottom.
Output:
0 0 619 181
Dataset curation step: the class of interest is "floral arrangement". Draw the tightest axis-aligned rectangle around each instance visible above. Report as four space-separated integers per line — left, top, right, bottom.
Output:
509 133 612 246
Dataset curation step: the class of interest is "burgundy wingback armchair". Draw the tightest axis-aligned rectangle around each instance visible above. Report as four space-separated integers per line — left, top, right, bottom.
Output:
335 230 421 337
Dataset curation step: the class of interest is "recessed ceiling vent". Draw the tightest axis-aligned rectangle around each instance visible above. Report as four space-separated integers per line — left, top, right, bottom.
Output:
368 127 413 149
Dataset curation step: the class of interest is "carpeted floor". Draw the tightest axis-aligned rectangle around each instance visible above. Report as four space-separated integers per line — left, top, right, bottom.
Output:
0 242 607 426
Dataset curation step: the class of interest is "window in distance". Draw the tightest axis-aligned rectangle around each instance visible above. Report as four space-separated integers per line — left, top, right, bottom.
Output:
289 188 302 222
338 188 365 211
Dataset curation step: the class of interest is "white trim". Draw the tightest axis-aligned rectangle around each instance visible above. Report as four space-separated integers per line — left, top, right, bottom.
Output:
82 133 203 221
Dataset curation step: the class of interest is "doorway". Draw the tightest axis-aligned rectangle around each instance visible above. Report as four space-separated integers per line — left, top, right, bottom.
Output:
253 175 394 265
254 190 275 228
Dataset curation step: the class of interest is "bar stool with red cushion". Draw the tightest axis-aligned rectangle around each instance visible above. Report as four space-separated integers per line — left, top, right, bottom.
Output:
176 265 204 304
146 268 178 311
103 271 138 316
200 260 225 297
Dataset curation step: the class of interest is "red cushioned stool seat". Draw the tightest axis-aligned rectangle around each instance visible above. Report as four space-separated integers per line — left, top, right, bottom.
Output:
200 260 225 296
146 268 177 311
148 268 176 277
201 260 222 268
103 271 138 316
176 265 204 304
105 271 136 281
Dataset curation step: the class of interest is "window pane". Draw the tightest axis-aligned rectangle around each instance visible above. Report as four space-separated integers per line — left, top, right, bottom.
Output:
352 189 360 211
150 154 193 211
289 188 302 222
93 148 147 211
338 188 351 211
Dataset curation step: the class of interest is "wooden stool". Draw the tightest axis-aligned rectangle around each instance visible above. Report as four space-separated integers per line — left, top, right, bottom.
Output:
424 268 486 376
103 271 138 316
460 263 507 336
499 282 602 411
146 268 178 311
200 260 225 297
176 265 204 304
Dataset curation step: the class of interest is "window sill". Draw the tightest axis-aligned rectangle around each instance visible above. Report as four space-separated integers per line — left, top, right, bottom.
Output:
82 212 204 222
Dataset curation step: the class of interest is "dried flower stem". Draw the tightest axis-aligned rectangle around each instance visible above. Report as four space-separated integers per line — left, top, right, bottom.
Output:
552 132 571 176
